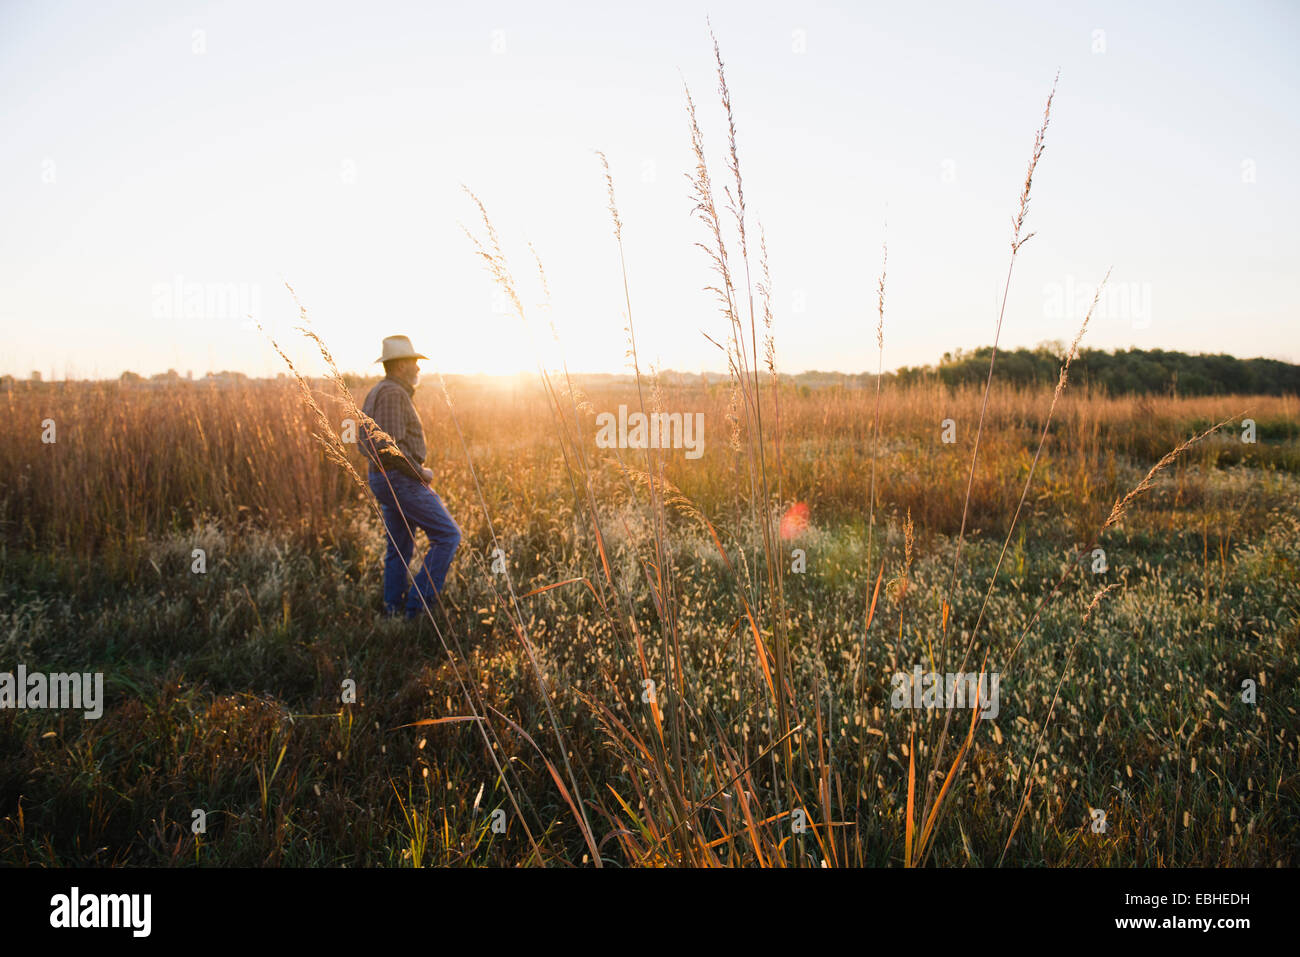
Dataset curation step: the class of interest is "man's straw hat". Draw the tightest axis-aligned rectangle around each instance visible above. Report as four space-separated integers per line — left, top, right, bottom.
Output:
375 335 428 364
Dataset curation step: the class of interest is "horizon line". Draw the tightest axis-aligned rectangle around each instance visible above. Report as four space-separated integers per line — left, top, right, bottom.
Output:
7 343 1300 385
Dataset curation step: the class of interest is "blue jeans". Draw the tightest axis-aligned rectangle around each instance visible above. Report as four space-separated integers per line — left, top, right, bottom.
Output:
367 470 462 618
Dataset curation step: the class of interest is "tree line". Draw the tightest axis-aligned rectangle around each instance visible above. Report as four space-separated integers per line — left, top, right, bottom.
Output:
890 346 1300 396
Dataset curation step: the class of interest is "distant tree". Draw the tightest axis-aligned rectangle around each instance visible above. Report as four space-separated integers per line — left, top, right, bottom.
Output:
29 370 41 382
120 370 143 383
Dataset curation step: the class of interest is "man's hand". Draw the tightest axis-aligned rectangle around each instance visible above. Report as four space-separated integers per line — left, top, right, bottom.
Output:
420 466 433 484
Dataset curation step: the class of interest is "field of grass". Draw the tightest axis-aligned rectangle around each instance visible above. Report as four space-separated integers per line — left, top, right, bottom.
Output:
1 374 1296 866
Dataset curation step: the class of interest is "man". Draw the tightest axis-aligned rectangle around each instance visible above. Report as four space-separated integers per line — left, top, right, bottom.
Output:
359 335 461 619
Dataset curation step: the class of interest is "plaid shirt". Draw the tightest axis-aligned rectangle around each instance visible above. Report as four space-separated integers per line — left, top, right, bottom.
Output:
360 376 427 481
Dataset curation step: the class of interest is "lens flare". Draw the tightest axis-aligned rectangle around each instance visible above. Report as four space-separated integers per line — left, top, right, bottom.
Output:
779 501 810 539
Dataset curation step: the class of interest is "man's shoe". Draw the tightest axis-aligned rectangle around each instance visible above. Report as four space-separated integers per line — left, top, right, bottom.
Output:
404 592 443 621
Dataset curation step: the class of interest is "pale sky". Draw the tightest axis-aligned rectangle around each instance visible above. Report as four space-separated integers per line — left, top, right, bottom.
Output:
2 0 1297 379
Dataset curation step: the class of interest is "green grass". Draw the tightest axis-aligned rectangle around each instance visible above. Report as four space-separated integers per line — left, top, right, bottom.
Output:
2 461 1296 866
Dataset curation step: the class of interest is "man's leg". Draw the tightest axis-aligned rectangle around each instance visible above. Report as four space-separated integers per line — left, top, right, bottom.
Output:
369 472 416 615
400 486 462 618
380 503 416 614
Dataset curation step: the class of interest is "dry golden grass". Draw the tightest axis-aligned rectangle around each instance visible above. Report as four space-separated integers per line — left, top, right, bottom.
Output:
4 378 1290 562
2 372 1296 866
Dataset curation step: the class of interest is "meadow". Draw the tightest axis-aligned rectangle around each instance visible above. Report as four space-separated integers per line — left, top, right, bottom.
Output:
0 374 1296 866
1 40 1297 868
